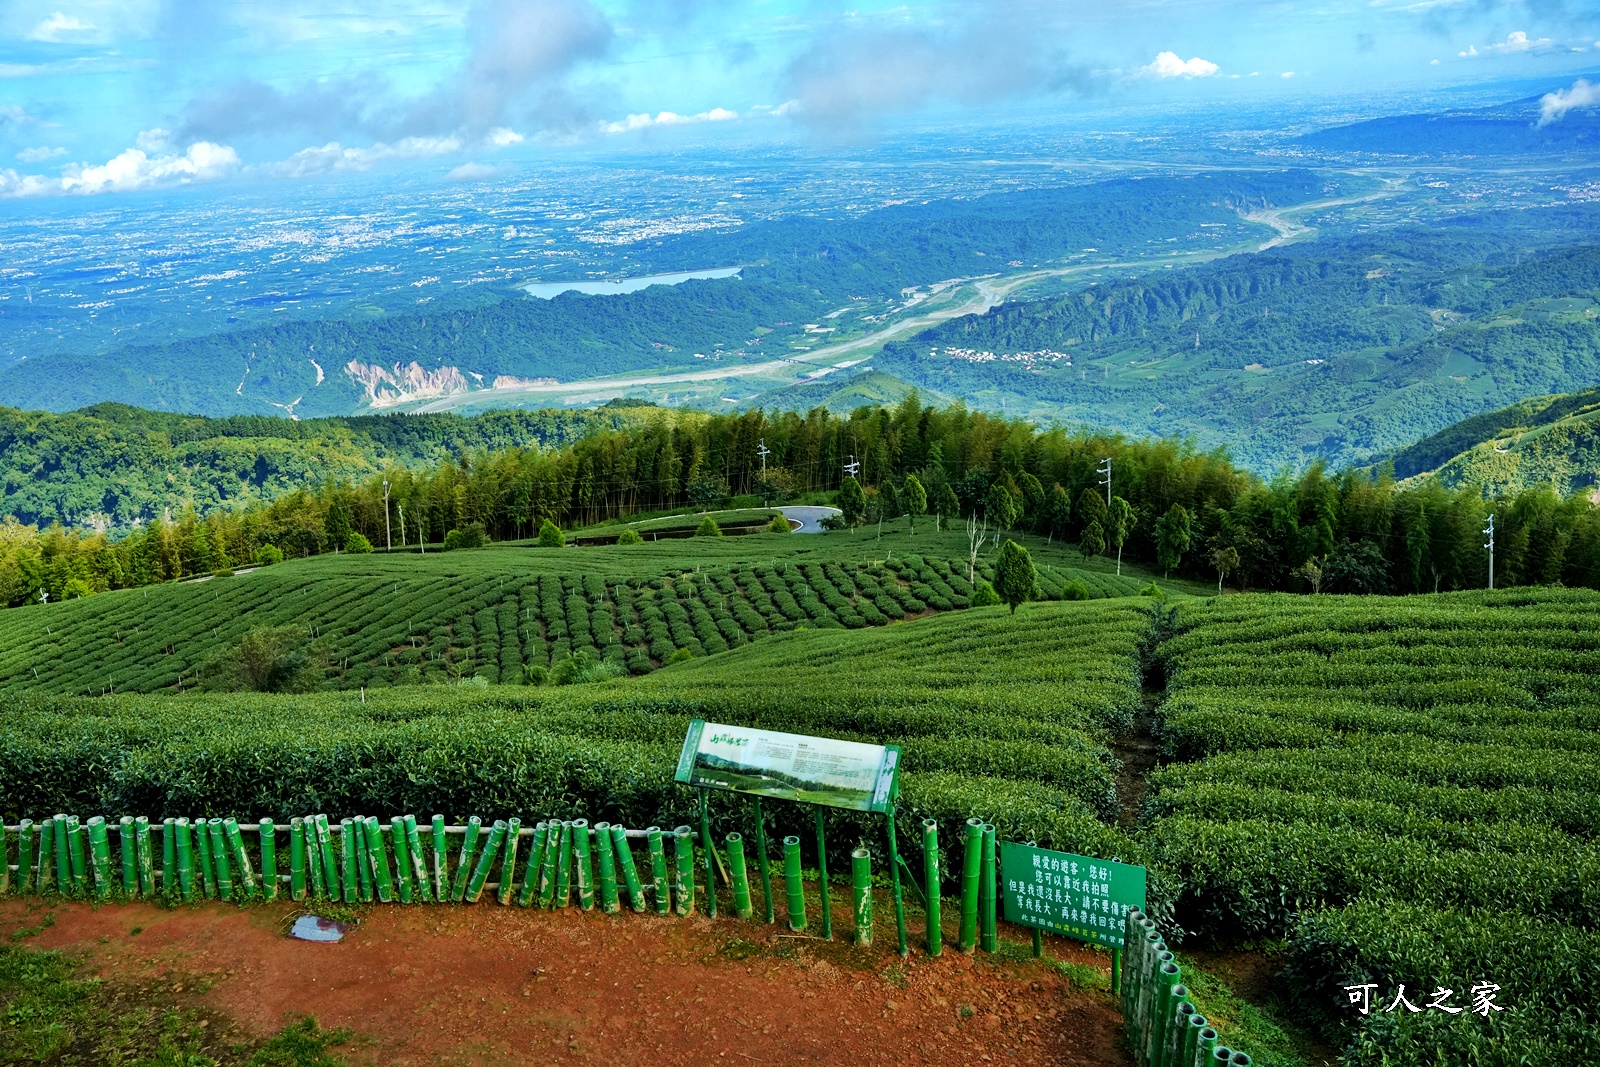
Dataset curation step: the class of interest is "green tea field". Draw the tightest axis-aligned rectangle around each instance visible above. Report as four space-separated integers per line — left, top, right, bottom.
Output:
0 520 1194 696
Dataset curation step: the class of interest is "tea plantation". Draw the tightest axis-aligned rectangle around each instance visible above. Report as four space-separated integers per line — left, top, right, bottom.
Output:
1145 588 1600 1065
0 520 1183 696
0 598 1155 898
4 513 1594 1066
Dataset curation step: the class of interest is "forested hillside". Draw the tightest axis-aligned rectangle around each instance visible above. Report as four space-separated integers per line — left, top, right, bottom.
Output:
881 210 1600 470
4 398 1597 609
0 171 1327 418
0 401 660 529
1379 384 1600 496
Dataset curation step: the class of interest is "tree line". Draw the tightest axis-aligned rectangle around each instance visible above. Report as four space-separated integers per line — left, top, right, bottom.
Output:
2 394 1597 607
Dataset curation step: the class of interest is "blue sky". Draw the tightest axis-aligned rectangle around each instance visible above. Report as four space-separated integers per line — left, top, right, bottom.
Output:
2 0 1598 198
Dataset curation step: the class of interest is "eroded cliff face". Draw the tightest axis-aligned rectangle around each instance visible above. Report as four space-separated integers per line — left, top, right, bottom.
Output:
344 360 473 407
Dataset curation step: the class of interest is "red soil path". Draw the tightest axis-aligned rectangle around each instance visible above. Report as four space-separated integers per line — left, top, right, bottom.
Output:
2 898 1131 1066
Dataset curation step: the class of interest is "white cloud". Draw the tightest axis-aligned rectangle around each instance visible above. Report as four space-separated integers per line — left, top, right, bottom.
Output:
1488 31 1549 54
1540 78 1600 126
28 12 96 43
1140 52 1219 79
59 141 239 194
134 128 172 153
487 127 524 147
17 146 66 163
447 162 501 180
270 136 462 178
602 107 739 134
0 141 242 198
1462 32 1551 58
1281 71 1295 79
1430 58 1440 66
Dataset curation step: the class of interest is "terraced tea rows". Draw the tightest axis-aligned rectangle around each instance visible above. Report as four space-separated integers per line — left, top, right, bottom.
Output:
1 600 1155 897
0 528 1162 695
1144 589 1600 1066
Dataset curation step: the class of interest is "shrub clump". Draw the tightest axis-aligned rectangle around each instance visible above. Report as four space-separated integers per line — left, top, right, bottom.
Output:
695 517 723 538
443 523 489 551
537 519 565 548
616 528 644 545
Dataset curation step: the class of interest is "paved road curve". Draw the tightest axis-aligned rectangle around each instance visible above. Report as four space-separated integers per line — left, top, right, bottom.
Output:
777 505 842 534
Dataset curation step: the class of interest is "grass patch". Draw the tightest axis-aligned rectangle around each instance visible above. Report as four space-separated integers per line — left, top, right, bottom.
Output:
0 942 355 1066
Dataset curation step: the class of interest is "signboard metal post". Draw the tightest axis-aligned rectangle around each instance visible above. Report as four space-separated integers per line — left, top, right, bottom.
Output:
674 720 905 954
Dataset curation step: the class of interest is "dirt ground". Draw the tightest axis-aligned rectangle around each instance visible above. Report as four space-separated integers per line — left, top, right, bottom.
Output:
1 897 1132 1067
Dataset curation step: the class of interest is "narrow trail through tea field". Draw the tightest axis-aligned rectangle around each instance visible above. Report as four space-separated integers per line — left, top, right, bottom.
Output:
2 896 1131 1067
1111 607 1170 829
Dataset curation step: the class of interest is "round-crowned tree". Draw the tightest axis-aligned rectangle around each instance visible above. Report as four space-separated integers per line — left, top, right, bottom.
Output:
994 539 1038 614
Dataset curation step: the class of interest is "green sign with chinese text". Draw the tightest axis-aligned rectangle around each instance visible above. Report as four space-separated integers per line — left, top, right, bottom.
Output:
1000 842 1145 949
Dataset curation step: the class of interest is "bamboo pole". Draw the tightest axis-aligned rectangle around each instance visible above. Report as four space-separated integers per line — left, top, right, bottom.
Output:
223 818 254 900
209 819 233 901
851 848 873 946
725 833 752 918
464 820 505 904
174 818 196 901
611 824 645 913
119 816 139 895
1195 1028 1219 1067
497 817 521 906
646 827 669 915
305 817 326 900
979 823 997 952
538 822 560 909
67 816 88 896
814 809 830 940
391 816 413 904
594 821 619 914
17 820 33 895
1167 996 1196 1067
783 835 805 931
136 816 157 898
365 816 395 903
958 818 982 951
52 814 70 895
1181 1013 1208 1067
552 821 572 908
431 815 448 901
162 819 176 898
519 823 547 908
315 815 340 901
0 820 8 895
339 818 359 904
921 819 941 956
353 818 373 903
451 817 482 903
289 818 308 901
672 825 695 917
405 816 432 904
571 819 595 911
86 817 112 900
254 817 276 902
1146 955 1177 1067
193 816 215 899
751 798 774 924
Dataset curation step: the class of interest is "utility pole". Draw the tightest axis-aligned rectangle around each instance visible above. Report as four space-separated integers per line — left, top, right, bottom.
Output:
1484 513 1495 590
844 454 860 479
757 438 771 505
1097 457 1113 506
383 479 392 551
398 504 405 548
